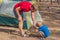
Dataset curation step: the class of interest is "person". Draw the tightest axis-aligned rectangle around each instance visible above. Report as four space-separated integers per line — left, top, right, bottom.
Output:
13 1 37 37
28 21 50 38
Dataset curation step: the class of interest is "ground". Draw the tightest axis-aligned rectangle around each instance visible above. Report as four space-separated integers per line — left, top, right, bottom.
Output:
0 19 60 40
0 10 60 40
0 14 60 40
0 1 60 40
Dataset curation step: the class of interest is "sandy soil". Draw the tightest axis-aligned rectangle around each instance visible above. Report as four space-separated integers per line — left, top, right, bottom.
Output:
0 26 60 40
0 11 60 40
0 2 60 40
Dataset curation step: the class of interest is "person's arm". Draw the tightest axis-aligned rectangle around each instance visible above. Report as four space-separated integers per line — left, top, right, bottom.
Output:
33 25 38 29
15 7 22 21
31 11 35 24
15 7 21 17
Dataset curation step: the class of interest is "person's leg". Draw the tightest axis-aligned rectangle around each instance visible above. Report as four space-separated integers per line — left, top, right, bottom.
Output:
18 16 24 35
31 28 44 38
13 9 25 36
38 31 44 37
29 27 44 38
18 12 26 36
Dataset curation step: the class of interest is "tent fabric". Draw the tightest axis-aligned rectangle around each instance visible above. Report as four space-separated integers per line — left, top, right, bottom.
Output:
0 0 43 29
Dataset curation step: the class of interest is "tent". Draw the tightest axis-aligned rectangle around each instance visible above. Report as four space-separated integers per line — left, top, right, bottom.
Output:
0 0 43 29
0 0 37 29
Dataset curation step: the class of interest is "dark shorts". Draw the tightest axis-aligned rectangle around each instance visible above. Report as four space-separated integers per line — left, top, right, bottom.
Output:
13 9 23 19
13 9 28 29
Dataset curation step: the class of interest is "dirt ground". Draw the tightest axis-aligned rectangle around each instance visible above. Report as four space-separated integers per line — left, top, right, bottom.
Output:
0 25 60 40
0 3 60 40
0 13 60 40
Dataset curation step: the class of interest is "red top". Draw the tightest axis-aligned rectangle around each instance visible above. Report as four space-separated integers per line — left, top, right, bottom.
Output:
14 1 32 12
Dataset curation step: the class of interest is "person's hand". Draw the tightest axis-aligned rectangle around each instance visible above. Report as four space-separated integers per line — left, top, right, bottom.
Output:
18 16 22 21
